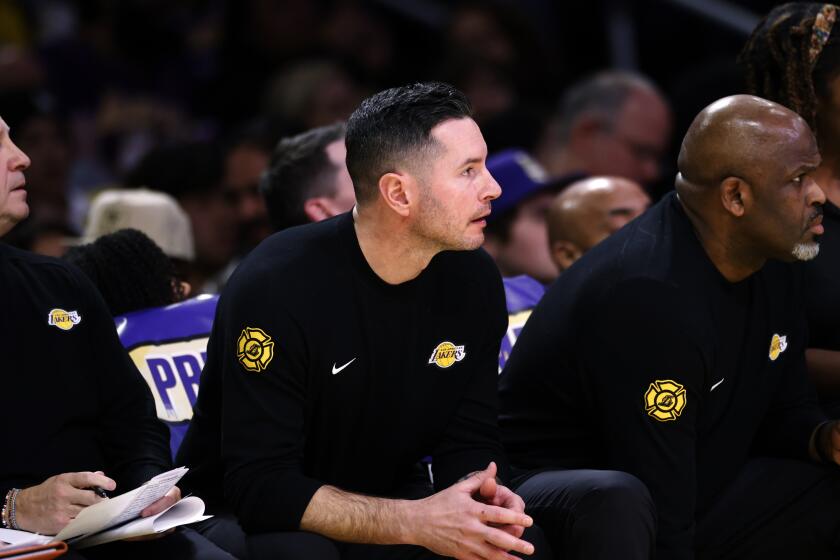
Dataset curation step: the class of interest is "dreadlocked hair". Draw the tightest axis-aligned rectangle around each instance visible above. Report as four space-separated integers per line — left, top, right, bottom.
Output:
739 3 840 131
64 228 183 316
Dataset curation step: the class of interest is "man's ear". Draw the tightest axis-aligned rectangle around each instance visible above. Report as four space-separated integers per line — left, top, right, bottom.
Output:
552 240 583 272
720 176 751 218
303 197 335 223
304 193 357 222
378 172 412 217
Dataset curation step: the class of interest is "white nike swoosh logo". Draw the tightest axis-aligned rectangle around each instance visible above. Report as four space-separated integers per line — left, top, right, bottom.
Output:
332 358 356 375
710 378 725 392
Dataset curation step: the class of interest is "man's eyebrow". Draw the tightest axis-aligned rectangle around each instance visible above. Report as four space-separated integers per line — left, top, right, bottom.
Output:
792 162 820 175
458 157 483 167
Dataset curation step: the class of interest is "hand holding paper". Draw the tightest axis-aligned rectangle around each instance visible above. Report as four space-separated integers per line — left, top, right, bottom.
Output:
140 486 181 518
15 472 115 535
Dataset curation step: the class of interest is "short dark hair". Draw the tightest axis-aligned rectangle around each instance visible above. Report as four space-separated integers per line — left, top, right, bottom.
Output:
554 71 659 144
64 228 183 316
260 122 346 231
345 82 472 204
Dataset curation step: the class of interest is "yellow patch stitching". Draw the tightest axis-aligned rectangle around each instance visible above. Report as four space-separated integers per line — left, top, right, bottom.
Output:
428 341 466 369
644 379 686 422
236 327 275 372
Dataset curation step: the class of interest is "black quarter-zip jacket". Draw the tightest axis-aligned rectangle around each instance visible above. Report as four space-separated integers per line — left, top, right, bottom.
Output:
0 243 171 501
499 192 825 560
178 212 508 533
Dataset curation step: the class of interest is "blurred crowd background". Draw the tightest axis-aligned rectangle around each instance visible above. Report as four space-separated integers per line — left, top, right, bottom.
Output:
0 0 784 292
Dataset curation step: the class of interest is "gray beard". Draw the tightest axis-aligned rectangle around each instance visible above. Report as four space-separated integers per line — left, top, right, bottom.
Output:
792 242 820 261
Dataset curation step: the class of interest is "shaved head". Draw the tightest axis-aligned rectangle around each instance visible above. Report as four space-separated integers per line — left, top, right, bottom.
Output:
677 95 815 198
673 94 826 279
548 176 650 270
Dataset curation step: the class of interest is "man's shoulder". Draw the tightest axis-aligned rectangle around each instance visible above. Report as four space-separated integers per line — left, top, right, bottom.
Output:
229 217 345 286
562 193 691 290
1 243 88 288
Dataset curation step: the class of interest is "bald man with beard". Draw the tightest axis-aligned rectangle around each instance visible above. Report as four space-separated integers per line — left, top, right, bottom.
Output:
500 95 840 560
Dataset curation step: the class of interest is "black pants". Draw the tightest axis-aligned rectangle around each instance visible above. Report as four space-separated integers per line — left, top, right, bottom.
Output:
62 527 237 560
244 525 552 560
511 469 656 560
695 457 840 560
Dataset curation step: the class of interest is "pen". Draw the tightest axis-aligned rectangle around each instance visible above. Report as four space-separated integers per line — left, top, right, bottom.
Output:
87 486 109 498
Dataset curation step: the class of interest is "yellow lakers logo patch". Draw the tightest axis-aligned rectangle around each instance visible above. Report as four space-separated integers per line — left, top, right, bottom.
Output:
47 308 82 331
644 379 686 422
236 327 274 372
768 334 788 361
428 341 466 369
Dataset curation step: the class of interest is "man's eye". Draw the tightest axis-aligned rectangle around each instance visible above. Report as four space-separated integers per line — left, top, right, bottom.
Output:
462 167 474 176
793 175 804 184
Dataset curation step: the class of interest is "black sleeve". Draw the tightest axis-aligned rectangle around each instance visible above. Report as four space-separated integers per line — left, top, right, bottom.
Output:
75 268 172 492
583 279 706 560
220 273 323 533
432 263 510 489
756 313 825 459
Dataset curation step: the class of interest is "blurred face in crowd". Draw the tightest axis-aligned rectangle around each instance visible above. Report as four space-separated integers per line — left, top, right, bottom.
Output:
16 115 71 220
179 189 238 273
486 191 558 284
411 118 501 251
320 139 356 217
588 88 671 185
0 117 32 237
224 144 272 250
549 177 650 272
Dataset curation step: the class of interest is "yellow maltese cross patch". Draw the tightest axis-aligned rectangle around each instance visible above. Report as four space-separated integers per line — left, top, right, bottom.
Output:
236 327 274 372
644 379 687 422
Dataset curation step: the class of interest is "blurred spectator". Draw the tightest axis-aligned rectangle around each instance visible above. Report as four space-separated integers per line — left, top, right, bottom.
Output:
214 0 325 127
262 58 368 131
64 228 189 316
83 188 195 266
261 122 355 231
496 173 648 371
9 107 73 225
535 71 672 186
740 2 840 409
125 142 236 294
320 1 395 78
444 0 555 105
440 56 518 123
222 122 277 252
548 176 650 272
483 149 578 285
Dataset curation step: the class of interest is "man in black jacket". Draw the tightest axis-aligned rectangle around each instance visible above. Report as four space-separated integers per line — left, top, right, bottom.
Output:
501 95 840 560
181 81 612 560
0 116 232 559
